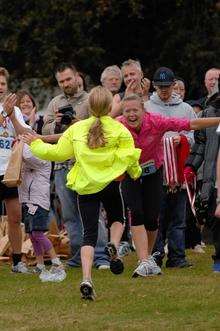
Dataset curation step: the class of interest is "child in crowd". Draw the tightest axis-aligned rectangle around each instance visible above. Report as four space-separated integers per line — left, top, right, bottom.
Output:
18 141 63 274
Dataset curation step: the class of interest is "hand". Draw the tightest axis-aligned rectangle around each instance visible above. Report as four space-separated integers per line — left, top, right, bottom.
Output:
29 106 37 125
172 135 181 145
125 80 137 96
215 204 220 218
184 166 196 185
140 78 151 98
21 132 39 145
54 109 63 124
3 93 17 116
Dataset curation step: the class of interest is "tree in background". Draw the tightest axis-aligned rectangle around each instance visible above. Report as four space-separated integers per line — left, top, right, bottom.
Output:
0 0 219 98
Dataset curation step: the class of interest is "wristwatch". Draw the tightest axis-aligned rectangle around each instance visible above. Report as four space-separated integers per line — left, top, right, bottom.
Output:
1 110 8 118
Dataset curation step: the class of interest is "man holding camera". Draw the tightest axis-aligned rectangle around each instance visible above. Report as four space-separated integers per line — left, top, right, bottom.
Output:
42 62 110 269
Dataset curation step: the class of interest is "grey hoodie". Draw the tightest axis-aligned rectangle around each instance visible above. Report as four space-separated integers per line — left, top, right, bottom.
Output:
145 92 196 144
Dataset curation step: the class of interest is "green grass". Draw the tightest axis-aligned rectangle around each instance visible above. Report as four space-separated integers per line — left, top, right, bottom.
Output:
0 248 220 331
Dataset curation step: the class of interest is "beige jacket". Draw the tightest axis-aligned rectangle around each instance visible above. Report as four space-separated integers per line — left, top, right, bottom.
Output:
42 91 89 135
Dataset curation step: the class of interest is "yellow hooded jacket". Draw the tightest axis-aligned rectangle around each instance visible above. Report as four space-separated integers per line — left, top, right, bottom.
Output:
30 116 142 195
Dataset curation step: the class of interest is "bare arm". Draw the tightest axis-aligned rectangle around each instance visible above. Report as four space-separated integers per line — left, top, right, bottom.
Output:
190 117 220 130
3 94 32 134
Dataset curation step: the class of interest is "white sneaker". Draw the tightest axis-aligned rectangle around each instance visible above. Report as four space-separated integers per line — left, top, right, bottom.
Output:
12 262 29 274
97 265 110 270
192 244 205 254
132 260 161 278
39 267 66 282
148 255 162 275
118 241 131 257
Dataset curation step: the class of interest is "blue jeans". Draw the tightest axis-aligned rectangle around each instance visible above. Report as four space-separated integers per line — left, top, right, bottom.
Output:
54 168 109 267
155 189 187 264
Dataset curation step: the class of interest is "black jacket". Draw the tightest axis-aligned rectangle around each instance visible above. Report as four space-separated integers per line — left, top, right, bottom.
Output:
186 95 220 202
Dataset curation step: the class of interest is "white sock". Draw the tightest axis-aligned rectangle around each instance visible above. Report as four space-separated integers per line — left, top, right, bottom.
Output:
51 257 61 266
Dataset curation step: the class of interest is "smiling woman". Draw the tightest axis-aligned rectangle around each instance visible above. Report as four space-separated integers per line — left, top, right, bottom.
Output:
16 90 43 133
117 93 220 277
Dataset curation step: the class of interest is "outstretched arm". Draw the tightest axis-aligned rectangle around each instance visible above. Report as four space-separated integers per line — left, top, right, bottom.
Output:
190 117 220 130
22 129 75 162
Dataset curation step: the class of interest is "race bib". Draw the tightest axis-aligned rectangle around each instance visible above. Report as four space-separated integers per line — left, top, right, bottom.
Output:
141 160 157 177
0 137 14 150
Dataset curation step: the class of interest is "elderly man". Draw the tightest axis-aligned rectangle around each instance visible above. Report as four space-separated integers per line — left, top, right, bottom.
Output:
100 65 122 95
197 68 220 108
205 68 220 97
111 59 150 117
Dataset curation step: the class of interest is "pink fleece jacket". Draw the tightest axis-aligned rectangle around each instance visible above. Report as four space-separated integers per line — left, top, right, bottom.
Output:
118 112 190 168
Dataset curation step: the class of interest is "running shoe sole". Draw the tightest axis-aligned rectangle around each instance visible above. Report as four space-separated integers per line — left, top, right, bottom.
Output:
80 282 95 301
110 258 124 275
105 242 117 259
105 243 124 275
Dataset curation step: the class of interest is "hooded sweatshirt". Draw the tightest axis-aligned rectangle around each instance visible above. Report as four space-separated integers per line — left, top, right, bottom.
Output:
145 92 196 144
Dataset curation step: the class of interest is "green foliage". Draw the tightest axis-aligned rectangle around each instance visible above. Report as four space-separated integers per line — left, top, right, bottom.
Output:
0 0 219 97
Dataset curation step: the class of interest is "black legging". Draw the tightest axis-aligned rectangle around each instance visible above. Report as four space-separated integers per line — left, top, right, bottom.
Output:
77 181 125 247
121 168 163 231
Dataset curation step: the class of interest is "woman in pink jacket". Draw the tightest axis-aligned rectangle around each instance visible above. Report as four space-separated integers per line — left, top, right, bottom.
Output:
118 93 220 278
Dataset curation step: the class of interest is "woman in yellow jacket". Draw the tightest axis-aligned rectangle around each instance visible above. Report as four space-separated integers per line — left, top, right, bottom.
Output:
22 86 141 300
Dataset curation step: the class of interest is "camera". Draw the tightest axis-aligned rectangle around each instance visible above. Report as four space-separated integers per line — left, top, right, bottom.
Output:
58 105 76 125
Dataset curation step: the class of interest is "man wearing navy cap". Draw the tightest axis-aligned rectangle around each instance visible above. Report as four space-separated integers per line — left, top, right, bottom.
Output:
146 67 196 268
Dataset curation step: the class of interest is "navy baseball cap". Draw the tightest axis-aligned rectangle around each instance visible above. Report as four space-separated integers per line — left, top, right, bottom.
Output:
153 67 175 86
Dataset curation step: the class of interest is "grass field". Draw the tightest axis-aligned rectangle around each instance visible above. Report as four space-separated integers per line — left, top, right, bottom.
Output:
0 247 220 331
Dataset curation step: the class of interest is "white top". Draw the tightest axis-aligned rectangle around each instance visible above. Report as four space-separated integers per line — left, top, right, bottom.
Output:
0 105 30 176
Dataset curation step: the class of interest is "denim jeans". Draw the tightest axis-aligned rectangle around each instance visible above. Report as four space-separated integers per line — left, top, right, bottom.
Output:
155 189 187 264
54 168 109 267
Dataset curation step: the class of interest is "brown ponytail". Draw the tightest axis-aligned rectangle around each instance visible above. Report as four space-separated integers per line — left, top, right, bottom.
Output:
87 117 106 148
87 86 112 149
